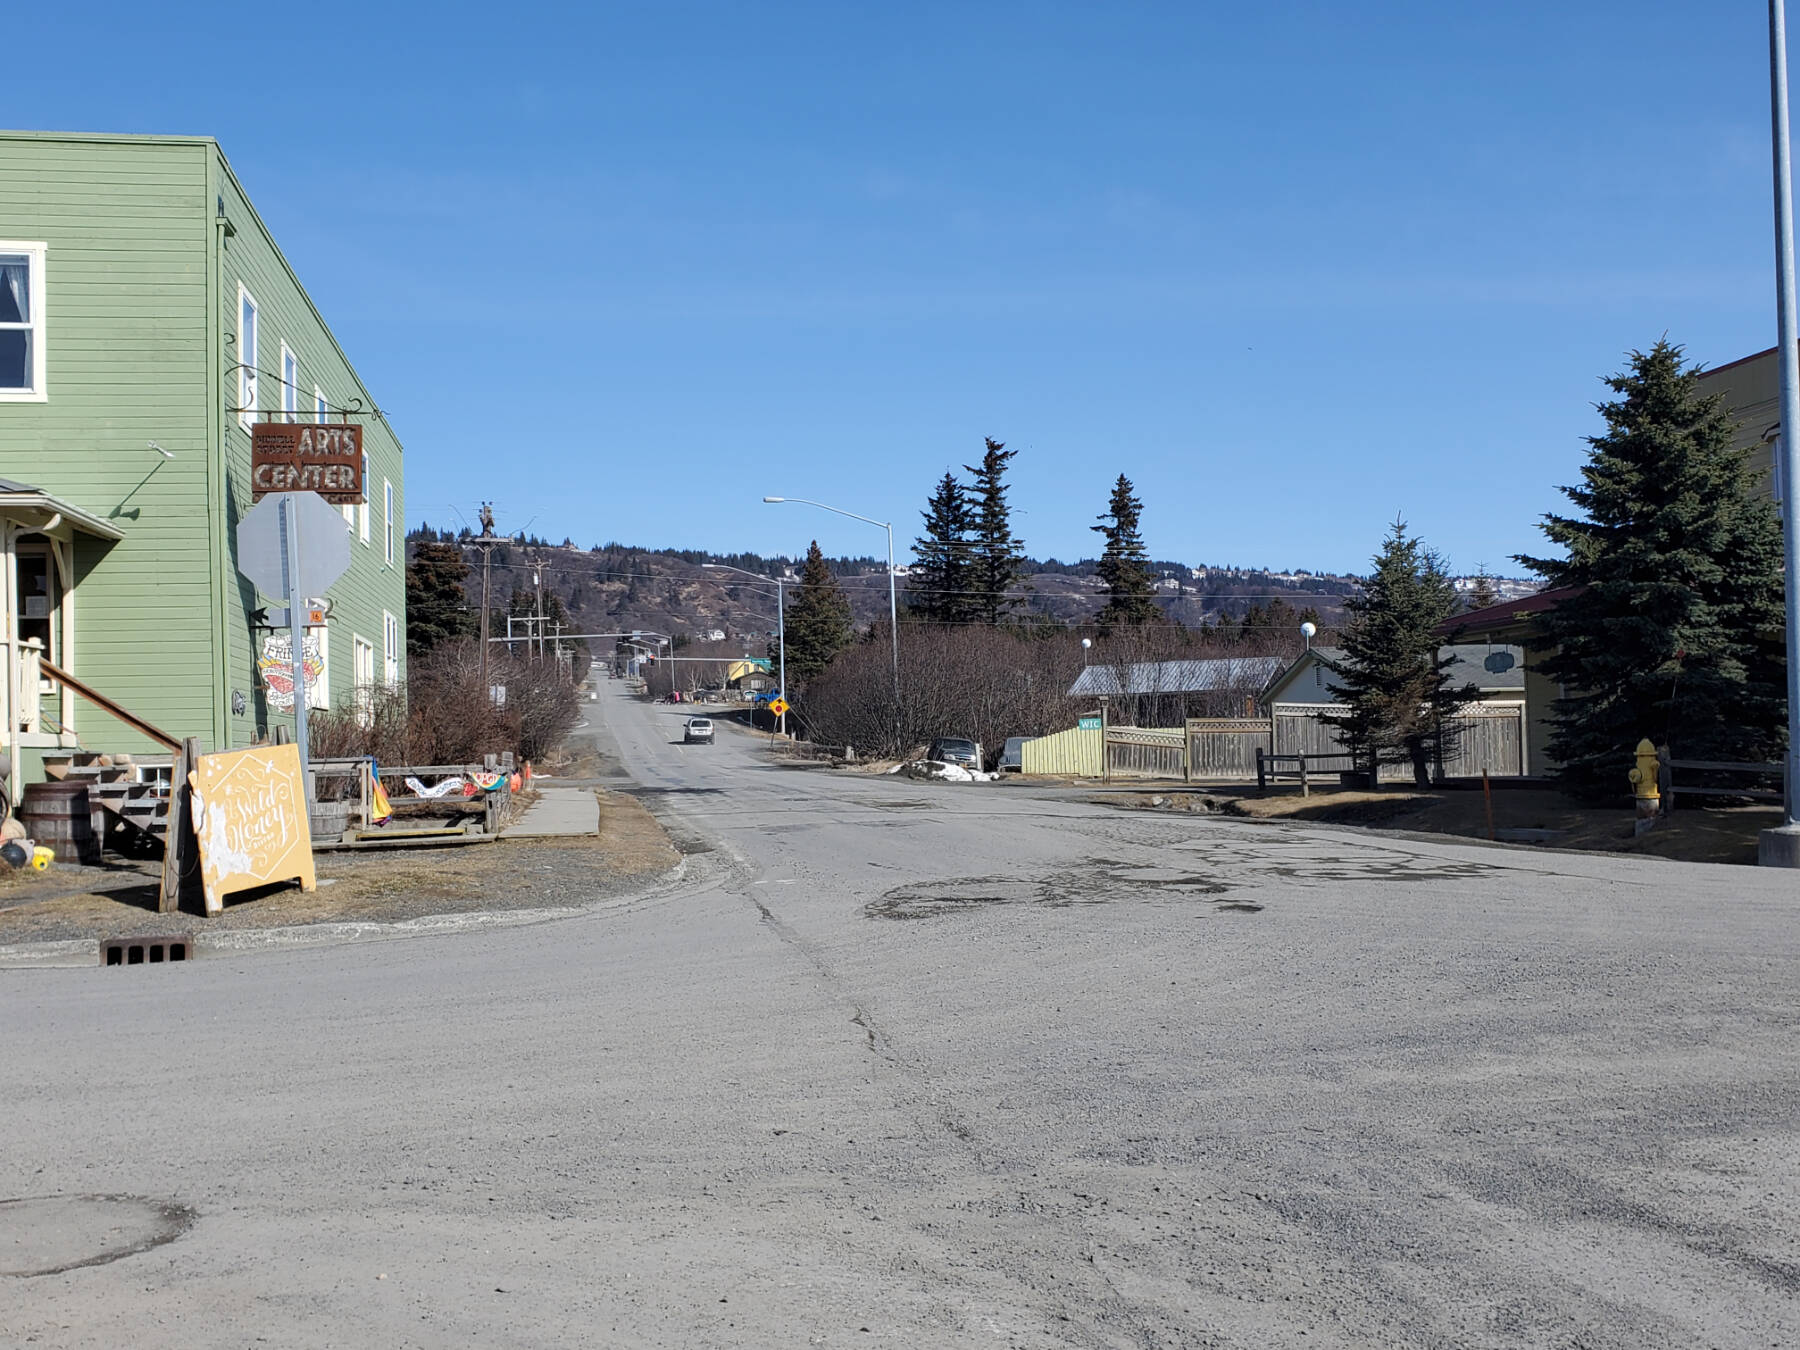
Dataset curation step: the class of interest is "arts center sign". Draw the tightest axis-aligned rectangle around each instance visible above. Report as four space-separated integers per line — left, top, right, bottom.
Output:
249 422 365 503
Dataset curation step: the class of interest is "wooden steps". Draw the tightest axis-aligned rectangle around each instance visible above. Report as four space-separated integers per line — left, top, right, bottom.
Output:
46 756 174 847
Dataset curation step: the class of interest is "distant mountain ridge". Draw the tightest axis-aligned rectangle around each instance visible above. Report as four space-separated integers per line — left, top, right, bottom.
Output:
407 526 1538 646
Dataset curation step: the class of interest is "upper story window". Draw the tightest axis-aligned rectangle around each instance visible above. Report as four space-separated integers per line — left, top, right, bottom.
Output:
359 452 371 544
384 479 394 565
237 285 259 429
0 242 47 401
315 385 327 422
383 610 399 686
281 344 299 422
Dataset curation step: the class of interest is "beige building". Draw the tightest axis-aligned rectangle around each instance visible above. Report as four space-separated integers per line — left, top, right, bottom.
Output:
1696 345 1781 492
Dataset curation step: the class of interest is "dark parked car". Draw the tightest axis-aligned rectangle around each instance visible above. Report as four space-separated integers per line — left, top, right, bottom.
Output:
928 737 982 770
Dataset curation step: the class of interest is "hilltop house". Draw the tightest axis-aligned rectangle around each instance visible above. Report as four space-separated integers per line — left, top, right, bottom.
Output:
1 131 406 798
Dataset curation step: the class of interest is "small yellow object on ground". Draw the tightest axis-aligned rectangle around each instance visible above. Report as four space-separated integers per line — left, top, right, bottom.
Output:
30 846 53 872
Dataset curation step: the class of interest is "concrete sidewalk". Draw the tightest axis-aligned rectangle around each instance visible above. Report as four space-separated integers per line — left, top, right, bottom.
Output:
502 786 600 837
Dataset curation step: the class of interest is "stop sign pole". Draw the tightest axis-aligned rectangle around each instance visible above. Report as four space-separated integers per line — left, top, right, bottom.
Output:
237 489 351 804
279 493 312 792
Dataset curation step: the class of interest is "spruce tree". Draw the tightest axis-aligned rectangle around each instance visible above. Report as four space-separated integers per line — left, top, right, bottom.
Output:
1092 474 1159 630
1518 340 1786 795
1466 565 1499 612
784 540 854 684
909 471 976 624
405 540 474 658
963 437 1027 625
1324 521 1475 787
1241 597 1302 652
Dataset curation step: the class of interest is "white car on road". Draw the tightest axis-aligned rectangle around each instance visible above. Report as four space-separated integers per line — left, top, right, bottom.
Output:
683 717 714 745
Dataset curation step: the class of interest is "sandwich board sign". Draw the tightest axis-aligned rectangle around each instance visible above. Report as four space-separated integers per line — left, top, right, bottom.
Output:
188 742 317 915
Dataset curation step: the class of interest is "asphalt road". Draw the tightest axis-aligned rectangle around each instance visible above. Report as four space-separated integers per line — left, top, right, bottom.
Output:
4 685 1799 1348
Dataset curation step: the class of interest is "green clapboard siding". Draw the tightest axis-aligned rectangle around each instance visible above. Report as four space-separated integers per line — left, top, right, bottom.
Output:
0 131 407 757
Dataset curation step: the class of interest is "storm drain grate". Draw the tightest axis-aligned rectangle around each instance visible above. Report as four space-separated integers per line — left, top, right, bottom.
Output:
101 936 193 967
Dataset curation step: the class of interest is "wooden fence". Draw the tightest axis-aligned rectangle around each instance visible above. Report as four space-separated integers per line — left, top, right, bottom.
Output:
1105 726 1186 779
1183 718 1270 781
1021 724 1103 777
1026 703 1528 784
1256 749 1358 796
1664 758 1783 809
1273 702 1526 781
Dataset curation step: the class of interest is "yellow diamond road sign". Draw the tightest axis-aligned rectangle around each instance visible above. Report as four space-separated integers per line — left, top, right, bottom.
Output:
768 698 790 717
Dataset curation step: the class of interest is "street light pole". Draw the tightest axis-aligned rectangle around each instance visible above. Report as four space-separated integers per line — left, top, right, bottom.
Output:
1764 0 1800 865
763 496 901 742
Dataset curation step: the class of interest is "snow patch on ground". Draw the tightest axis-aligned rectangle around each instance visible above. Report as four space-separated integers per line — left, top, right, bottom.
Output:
900 760 995 783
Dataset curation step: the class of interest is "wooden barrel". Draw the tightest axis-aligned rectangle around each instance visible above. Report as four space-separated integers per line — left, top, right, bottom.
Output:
19 782 101 865
308 799 351 844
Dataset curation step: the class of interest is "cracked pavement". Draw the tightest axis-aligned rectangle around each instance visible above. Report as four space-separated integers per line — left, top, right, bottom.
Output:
3 684 1798 1347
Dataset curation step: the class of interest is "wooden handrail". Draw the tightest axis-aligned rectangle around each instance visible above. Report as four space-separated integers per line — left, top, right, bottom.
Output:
38 658 181 752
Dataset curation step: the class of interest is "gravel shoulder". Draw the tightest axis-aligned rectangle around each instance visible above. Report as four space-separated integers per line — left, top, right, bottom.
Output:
1077 782 1780 864
0 788 681 949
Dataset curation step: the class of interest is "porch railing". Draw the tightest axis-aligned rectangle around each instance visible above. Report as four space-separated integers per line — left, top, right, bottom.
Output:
13 636 43 734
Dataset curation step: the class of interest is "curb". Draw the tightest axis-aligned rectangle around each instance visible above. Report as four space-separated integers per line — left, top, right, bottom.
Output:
0 854 692 970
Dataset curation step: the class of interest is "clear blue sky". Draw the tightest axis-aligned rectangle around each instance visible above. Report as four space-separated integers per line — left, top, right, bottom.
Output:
12 2 1785 575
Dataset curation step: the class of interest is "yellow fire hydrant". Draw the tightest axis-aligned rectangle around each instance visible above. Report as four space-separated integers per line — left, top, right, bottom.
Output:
1629 738 1661 832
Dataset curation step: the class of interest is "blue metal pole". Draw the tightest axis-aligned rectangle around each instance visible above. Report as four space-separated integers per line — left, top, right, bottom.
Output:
1764 0 1800 860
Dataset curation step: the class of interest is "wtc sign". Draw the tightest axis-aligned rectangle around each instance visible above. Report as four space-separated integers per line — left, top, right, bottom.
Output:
251 422 364 503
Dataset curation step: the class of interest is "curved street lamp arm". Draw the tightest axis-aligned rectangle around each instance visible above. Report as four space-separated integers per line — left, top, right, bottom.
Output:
764 496 890 530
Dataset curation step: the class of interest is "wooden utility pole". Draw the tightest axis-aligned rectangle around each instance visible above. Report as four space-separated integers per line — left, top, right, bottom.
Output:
476 502 497 690
530 557 546 663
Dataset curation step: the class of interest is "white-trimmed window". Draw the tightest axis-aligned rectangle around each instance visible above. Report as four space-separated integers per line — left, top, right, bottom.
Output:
307 624 330 711
281 344 299 422
0 241 47 401
237 284 259 429
383 610 399 687
383 478 394 565
352 634 376 726
323 388 355 529
358 452 370 544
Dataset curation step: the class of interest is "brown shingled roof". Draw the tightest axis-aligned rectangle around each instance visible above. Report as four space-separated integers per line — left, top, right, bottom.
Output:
1436 585 1583 640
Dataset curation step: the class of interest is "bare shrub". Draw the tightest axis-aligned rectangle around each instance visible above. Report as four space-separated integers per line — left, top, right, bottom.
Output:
799 622 1304 760
307 685 411 765
404 640 518 764
501 652 583 763
799 624 1085 762
305 640 579 768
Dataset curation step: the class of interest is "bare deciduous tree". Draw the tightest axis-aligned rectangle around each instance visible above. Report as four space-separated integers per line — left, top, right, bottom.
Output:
799 625 1084 762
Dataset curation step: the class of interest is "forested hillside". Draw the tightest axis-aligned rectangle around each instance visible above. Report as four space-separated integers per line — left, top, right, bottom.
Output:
407 525 1536 649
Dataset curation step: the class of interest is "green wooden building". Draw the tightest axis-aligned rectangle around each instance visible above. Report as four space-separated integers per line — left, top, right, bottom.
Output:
0 130 407 797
